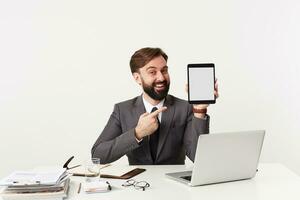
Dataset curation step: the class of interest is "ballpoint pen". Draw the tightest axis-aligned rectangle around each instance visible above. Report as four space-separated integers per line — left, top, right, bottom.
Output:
106 181 112 190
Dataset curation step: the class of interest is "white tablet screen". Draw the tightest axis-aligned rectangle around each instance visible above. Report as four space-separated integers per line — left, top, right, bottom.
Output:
188 64 215 104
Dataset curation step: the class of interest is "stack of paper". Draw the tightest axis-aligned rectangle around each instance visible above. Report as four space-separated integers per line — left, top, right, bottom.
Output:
0 168 70 200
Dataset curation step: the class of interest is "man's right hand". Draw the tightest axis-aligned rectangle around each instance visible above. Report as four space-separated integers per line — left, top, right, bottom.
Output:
135 106 167 140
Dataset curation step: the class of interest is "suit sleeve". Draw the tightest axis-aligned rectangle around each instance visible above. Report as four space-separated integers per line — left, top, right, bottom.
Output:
184 105 210 162
91 104 140 164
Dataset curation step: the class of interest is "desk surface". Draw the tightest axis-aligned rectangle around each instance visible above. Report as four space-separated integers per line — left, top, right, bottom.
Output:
66 163 300 200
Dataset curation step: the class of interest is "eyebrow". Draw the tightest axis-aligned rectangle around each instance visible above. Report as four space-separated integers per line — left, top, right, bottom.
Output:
146 65 168 70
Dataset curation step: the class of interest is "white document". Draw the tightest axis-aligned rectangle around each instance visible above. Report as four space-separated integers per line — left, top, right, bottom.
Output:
84 181 111 193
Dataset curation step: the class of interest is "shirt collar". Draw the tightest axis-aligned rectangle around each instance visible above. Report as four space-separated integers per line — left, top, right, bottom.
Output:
142 95 165 122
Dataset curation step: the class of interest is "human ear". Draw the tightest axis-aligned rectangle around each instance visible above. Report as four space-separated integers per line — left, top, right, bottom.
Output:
133 72 142 85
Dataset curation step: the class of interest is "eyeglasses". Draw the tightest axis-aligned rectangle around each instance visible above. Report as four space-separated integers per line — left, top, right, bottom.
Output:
122 179 150 191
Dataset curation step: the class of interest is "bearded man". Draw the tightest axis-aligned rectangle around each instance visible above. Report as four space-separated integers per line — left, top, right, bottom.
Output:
92 47 218 165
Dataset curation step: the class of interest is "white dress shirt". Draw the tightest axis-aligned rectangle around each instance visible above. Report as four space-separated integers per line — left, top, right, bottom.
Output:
142 96 165 122
134 96 165 143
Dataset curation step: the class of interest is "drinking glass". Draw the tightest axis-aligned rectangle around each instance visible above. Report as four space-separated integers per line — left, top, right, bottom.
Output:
85 158 101 182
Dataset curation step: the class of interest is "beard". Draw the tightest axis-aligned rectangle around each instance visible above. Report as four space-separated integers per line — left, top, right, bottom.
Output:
141 79 170 101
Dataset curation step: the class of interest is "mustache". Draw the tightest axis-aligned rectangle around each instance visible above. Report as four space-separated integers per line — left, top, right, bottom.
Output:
153 81 168 86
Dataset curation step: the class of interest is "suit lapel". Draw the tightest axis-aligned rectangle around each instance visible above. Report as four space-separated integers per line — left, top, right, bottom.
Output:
133 95 146 121
133 95 153 163
156 95 175 159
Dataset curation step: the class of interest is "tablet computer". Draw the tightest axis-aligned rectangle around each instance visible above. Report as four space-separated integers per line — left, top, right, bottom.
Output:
187 63 216 104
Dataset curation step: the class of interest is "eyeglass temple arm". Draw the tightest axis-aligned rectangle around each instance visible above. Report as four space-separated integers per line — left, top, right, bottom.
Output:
63 156 74 169
67 164 81 170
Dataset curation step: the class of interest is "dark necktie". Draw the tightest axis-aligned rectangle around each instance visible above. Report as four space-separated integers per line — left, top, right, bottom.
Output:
149 107 160 162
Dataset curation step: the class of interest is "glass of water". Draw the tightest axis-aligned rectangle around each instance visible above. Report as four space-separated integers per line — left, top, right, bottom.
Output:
85 158 101 182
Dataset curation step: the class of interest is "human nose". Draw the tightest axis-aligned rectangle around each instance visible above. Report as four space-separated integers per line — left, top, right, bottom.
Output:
156 71 165 81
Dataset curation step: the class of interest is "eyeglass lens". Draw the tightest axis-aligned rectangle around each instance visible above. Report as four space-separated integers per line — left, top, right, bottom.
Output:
122 179 150 191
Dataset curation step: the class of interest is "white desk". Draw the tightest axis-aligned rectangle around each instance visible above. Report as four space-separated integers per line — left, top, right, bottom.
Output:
67 163 300 200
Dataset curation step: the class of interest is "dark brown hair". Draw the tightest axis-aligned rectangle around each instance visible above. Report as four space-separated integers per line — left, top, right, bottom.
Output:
129 47 168 73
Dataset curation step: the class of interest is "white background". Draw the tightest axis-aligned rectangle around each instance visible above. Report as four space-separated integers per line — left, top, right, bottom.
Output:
1 0 299 177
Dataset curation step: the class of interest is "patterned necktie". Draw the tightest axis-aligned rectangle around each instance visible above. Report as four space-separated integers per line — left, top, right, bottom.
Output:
149 107 160 162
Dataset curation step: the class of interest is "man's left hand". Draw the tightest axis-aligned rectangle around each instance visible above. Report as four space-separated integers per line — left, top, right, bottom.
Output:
186 80 219 119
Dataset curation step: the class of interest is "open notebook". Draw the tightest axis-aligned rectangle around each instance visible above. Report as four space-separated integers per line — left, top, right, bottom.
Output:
69 165 145 179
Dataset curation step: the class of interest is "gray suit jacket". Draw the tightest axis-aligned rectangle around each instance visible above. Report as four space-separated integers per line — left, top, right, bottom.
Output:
91 95 210 165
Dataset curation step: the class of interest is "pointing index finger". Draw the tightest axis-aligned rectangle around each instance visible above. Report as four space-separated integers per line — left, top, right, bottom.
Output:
149 106 167 117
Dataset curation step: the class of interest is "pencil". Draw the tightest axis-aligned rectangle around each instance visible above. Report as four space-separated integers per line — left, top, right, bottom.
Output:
78 182 82 194
100 164 111 169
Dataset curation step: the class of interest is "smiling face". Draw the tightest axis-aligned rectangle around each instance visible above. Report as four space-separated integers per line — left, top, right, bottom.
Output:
133 55 170 104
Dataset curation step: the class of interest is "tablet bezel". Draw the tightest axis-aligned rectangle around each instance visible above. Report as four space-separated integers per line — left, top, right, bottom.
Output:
187 63 216 104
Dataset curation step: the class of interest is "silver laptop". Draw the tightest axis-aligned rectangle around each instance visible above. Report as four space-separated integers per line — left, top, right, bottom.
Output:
166 130 265 186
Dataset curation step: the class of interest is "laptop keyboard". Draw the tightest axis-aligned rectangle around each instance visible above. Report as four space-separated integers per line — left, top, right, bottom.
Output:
181 175 192 181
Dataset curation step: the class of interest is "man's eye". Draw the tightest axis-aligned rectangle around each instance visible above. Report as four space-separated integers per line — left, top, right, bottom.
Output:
149 71 156 75
162 69 168 74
